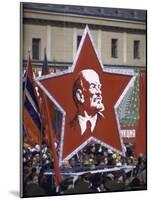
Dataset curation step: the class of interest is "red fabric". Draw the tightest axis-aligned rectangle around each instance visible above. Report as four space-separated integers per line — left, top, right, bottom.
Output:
43 94 62 185
134 72 146 157
40 33 132 161
121 127 137 143
23 55 41 146
23 107 41 146
38 87 56 145
39 49 61 184
38 49 57 145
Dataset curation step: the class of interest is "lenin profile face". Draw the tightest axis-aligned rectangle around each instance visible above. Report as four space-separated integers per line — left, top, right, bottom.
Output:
72 69 105 117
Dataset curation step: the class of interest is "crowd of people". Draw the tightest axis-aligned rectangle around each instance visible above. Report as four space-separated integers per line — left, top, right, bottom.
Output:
23 142 146 197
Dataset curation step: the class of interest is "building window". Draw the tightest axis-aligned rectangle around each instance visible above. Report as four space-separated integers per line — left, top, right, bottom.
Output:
32 38 41 60
134 40 140 59
111 38 118 58
77 35 82 49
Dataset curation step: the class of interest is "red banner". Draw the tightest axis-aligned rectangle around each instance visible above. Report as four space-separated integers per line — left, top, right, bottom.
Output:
134 71 146 157
37 27 133 164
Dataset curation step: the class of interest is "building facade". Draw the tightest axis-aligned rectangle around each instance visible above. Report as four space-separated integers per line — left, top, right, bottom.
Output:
22 3 146 74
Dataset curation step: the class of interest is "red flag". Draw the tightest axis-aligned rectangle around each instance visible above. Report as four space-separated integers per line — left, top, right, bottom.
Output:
23 108 40 146
38 49 56 144
134 71 146 157
38 49 62 185
43 93 62 185
23 55 41 146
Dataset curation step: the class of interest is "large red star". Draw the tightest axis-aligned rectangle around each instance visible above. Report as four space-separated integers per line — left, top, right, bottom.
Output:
36 26 133 165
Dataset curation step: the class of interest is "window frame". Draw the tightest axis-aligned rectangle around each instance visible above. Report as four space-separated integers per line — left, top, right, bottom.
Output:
77 35 82 50
133 40 140 59
32 38 41 60
111 38 118 58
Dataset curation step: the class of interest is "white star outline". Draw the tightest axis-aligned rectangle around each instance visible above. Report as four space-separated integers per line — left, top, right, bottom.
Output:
35 26 137 166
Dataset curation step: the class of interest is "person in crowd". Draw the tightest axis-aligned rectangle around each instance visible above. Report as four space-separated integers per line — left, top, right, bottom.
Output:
23 142 146 195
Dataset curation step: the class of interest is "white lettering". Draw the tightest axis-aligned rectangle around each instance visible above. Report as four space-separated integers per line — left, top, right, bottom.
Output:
121 129 136 138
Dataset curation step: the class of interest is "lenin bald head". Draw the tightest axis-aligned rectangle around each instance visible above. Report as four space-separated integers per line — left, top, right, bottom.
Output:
72 69 105 117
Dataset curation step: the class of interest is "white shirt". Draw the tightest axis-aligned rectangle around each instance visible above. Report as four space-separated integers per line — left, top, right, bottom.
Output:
78 113 98 135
